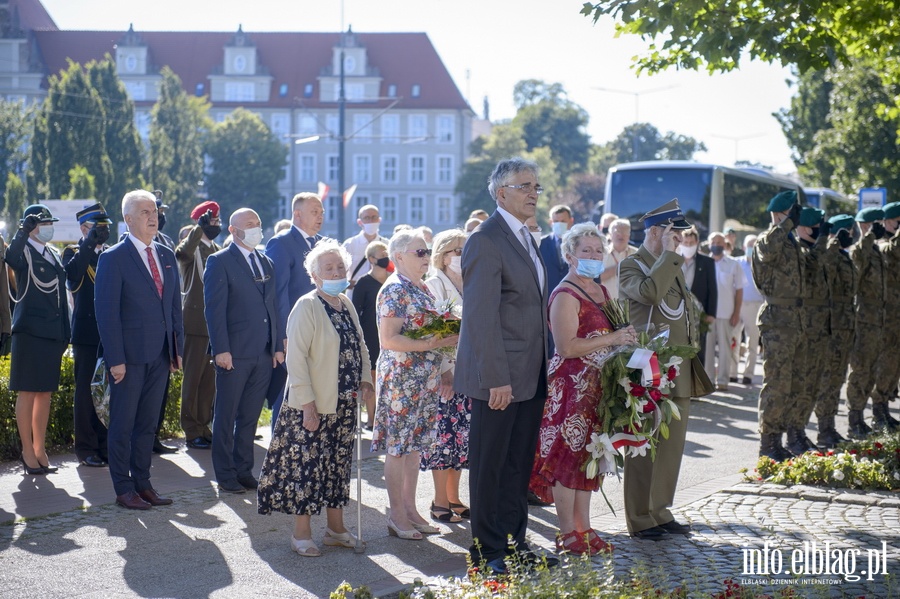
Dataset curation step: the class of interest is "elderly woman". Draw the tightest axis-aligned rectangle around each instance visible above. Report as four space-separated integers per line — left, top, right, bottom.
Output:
420 229 470 523
529 223 636 555
351 240 390 430
5 204 70 475
371 230 458 540
257 240 374 558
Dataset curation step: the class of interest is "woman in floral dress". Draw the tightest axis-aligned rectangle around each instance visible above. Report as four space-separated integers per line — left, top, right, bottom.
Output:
371 230 459 540
529 224 637 555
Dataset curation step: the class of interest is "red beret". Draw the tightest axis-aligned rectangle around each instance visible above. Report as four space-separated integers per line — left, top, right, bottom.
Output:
191 201 220 220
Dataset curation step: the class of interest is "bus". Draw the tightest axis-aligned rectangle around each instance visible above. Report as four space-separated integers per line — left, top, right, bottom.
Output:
604 161 804 244
803 187 856 216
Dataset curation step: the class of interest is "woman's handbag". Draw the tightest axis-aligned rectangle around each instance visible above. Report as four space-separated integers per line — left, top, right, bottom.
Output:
91 357 111 427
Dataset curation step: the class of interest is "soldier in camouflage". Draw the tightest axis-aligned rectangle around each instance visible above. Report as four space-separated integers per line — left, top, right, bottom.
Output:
818 214 857 447
846 207 887 438
750 191 804 462
871 202 900 432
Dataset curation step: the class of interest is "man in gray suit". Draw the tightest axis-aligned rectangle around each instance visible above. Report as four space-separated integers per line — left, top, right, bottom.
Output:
455 157 556 574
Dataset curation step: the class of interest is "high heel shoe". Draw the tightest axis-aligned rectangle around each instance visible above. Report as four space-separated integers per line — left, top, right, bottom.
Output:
20 454 45 476
387 518 423 540
36 458 58 474
430 502 462 523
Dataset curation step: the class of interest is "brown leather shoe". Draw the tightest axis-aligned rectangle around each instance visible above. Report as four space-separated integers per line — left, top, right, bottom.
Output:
116 491 152 510
138 488 173 506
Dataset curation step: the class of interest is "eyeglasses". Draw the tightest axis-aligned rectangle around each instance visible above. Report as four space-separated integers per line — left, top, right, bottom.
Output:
503 183 544 195
406 248 432 258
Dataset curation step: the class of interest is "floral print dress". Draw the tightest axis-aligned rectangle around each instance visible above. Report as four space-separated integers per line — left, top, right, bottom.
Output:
370 273 443 457
257 297 362 515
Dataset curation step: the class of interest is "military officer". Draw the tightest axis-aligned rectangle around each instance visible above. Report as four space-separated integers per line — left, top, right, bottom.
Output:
871 202 900 431
750 191 803 462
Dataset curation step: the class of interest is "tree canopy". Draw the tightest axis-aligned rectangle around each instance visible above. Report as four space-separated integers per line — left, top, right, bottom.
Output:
0 99 33 221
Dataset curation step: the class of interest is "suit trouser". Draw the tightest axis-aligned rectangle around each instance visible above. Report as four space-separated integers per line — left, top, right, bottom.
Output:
739 301 763 380
265 362 287 429
468 393 545 563
212 353 272 483
72 343 108 461
108 346 170 496
623 396 690 534
704 318 736 385
180 333 216 439
847 322 883 411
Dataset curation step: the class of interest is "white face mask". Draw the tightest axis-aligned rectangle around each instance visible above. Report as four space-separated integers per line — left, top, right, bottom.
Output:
551 221 568 238
448 255 462 274
362 222 379 236
678 244 698 259
239 226 263 248
530 230 542 246
36 225 54 244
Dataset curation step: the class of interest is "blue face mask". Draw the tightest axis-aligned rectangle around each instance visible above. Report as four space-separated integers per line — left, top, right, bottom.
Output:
551 222 568 238
320 278 350 297
575 258 605 279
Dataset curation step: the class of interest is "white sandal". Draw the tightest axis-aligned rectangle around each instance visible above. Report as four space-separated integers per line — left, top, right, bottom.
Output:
290 536 321 557
322 527 363 548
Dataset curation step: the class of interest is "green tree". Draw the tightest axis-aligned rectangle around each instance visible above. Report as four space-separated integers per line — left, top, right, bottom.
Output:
774 69 834 183
513 79 568 109
148 67 212 230
0 100 34 217
554 172 606 223
67 165 96 200
204 108 288 226
4 173 26 226
607 122 706 163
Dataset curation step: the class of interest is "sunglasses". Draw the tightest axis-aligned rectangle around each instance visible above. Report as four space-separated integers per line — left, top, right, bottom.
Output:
406 248 432 258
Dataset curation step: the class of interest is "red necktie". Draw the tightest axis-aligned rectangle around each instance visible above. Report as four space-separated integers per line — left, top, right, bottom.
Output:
145 247 163 298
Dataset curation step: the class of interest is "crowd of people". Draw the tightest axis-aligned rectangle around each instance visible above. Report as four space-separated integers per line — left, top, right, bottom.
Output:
3 157 900 571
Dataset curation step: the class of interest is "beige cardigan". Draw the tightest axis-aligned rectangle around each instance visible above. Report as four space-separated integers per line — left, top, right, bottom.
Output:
285 290 373 414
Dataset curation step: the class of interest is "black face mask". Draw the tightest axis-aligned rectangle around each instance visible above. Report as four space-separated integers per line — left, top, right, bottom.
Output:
375 257 390 269
157 213 167 232
94 226 110 245
837 229 853 249
871 221 886 240
709 245 725 256
202 224 222 240
809 227 820 240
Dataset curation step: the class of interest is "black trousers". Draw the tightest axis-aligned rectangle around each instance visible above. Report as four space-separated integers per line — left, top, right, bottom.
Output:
72 343 108 461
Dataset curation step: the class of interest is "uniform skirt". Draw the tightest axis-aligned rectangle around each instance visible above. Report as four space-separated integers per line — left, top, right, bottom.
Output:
9 333 67 392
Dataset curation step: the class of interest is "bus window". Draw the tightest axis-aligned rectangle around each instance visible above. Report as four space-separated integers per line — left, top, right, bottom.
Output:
723 174 791 233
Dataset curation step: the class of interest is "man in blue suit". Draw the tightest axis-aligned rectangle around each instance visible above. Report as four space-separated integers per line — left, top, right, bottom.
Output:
539 204 574 295
205 208 284 493
96 190 184 510
263 192 324 426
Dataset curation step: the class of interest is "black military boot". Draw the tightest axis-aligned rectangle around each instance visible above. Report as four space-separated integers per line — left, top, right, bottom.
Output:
759 433 792 462
816 415 848 449
847 409 871 439
786 428 813 456
872 403 900 432
797 428 819 452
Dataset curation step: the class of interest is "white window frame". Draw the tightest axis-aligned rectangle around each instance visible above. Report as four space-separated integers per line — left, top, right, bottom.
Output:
298 154 317 183
409 196 425 223
298 115 317 136
353 154 372 183
381 155 399 184
381 115 399 144
224 81 255 102
327 154 339 182
408 114 427 139
382 195 398 223
436 155 454 185
352 114 372 144
326 196 340 222
437 196 453 224
408 155 426 184
437 115 455 143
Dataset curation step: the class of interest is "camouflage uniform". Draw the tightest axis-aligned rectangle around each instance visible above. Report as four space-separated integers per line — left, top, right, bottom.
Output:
872 234 900 430
751 216 804 452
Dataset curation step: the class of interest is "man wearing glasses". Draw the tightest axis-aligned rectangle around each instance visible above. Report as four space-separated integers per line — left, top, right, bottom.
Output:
455 157 556 574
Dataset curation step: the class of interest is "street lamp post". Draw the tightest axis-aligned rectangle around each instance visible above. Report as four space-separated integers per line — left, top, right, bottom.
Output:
593 85 676 161
337 43 346 241
710 133 766 165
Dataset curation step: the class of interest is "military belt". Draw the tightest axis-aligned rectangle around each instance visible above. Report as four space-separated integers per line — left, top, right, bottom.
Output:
803 299 829 307
764 296 803 307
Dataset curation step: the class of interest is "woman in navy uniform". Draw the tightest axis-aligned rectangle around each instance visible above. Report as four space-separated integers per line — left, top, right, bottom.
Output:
5 204 71 475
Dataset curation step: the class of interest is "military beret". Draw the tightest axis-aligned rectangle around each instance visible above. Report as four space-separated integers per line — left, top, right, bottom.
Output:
21 203 59 224
190 200 220 220
855 206 884 222
767 191 797 212
883 201 900 220
827 214 855 232
799 207 824 227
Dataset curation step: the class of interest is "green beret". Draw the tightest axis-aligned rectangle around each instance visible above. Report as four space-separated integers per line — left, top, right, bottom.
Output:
855 207 885 222
883 201 900 220
799 207 824 227
767 191 797 212
827 214 855 233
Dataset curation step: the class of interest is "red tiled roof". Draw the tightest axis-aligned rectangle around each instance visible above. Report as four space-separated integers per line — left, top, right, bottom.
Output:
9 0 57 31
30 30 471 111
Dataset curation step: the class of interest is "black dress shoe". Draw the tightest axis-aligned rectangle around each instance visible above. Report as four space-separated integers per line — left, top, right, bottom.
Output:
630 526 669 540
253 434 263 440
742 376 752 385
116 491 152 510
80 455 107 468
729 377 738 383
187 437 211 449
218 480 246 494
138 488 173 506
236 475 259 490
152 437 178 454
658 520 692 535
526 490 553 507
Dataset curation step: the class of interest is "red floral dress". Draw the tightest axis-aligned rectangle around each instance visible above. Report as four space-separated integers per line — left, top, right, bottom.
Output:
530 285 613 502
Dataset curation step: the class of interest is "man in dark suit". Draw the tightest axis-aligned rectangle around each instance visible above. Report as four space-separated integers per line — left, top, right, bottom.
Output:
175 200 222 450
96 190 184 510
64 203 113 468
151 190 177 453
539 204 574 294
678 227 717 364
455 158 556 574
263 192 324 426
204 208 283 493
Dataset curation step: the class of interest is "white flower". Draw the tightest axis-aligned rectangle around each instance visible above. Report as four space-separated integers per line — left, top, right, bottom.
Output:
668 400 681 420
628 442 649 458
585 459 599 480
665 356 683 367
833 470 845 480
894 472 900 481
618 376 631 391
585 432 615 460
627 394 648 412
390 400 403 412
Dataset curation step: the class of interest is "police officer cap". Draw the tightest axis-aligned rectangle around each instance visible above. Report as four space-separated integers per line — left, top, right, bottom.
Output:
883 202 900 220
638 198 692 229
76 202 113 225
767 191 797 212
153 190 169 210
855 206 884 222
798 207 824 227
827 214 854 232
20 203 59 224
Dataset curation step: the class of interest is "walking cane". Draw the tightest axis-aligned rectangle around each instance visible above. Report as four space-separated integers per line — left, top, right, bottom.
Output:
354 392 366 554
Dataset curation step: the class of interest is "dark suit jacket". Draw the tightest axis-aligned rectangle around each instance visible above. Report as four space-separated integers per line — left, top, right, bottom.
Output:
539 233 568 294
265 227 320 339
175 226 220 337
95 237 184 366
64 238 109 346
687 253 718 318
203 243 280 359
5 231 70 342
454 211 549 402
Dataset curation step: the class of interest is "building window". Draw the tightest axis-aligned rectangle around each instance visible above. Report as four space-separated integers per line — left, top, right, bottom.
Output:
304 83 314 98
409 196 424 223
411 84 421 98
279 83 288 97
437 197 453 223
298 154 316 182
382 195 398 223
347 83 365 101
224 81 255 102
353 155 371 183
298 115 317 136
355 195 369 214
270 113 289 140
352 114 372 143
195 83 205 97
409 156 426 184
381 155 398 184
408 114 427 139
125 81 146 101
436 155 454 185
327 154 339 182
326 197 340 222
326 114 339 137
437 115 455 143
381 115 399 144
387 84 397 98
